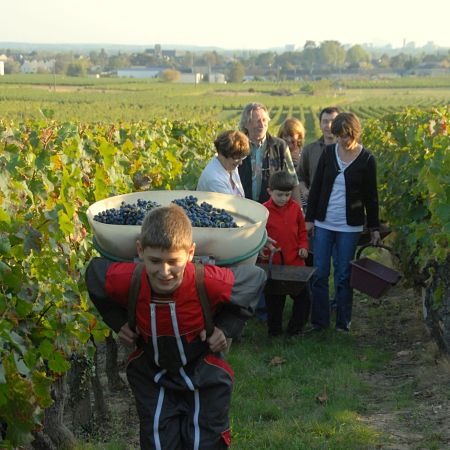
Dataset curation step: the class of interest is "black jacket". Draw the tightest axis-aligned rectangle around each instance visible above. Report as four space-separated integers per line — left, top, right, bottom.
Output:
305 144 380 230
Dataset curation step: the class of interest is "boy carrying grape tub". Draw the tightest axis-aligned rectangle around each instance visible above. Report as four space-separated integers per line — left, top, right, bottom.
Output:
85 204 266 449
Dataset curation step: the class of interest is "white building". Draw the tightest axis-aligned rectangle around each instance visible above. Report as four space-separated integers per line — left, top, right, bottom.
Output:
117 67 162 78
209 72 226 84
176 73 203 84
20 59 54 74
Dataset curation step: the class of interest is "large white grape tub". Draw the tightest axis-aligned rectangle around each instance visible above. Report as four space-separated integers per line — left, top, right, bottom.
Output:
86 190 268 266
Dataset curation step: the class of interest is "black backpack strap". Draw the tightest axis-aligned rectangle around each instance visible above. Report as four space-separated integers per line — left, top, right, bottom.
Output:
128 263 144 332
194 263 215 338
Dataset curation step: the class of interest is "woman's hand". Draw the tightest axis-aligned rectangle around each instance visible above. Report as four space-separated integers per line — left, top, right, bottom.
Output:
264 236 278 253
298 248 308 259
370 230 382 246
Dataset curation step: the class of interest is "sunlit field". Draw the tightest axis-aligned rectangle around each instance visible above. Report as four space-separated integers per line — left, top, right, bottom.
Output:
1 74 449 143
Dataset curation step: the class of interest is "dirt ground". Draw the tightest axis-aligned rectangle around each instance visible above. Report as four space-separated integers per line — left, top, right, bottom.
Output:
83 283 450 449
353 284 450 449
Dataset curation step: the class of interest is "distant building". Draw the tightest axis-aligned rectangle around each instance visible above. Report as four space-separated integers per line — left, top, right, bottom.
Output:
176 73 203 84
117 67 204 83
0 61 4 76
20 59 54 74
117 67 165 78
162 50 176 58
209 72 226 84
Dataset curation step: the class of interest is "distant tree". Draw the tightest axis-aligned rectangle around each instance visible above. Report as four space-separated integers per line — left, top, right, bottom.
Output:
4 60 21 74
255 52 276 68
404 56 419 71
160 69 181 82
422 53 440 63
106 53 130 71
129 52 158 66
275 51 301 69
66 62 86 77
203 51 224 73
89 48 108 69
319 41 346 70
54 52 73 74
301 41 318 75
376 53 391 69
304 40 316 50
346 45 370 69
228 61 245 83
390 53 409 71
182 51 195 72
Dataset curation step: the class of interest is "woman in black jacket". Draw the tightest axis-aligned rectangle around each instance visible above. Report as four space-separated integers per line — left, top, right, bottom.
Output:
305 112 381 332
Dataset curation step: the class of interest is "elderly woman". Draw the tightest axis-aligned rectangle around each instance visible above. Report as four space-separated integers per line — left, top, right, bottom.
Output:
197 130 250 196
305 112 381 333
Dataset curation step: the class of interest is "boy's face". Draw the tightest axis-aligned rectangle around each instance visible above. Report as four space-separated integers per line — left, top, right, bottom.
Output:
268 189 292 207
136 242 195 294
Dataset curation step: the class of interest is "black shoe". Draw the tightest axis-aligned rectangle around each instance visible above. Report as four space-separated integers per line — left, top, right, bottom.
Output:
268 330 282 338
303 326 325 336
286 327 303 337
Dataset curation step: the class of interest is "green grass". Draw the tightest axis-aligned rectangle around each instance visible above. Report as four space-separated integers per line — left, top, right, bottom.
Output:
74 300 397 449
227 316 388 449
1 75 450 138
72 291 449 450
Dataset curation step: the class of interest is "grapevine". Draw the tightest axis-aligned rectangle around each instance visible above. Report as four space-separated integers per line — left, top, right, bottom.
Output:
0 107 448 448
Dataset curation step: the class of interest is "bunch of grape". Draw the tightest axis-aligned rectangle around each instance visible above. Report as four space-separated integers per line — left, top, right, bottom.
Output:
93 195 238 228
172 195 238 228
93 199 161 225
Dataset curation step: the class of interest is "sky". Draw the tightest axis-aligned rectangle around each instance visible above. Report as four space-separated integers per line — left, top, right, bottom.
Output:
3 0 450 50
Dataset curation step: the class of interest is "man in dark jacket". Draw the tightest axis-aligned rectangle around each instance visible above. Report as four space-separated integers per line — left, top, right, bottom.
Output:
238 102 301 205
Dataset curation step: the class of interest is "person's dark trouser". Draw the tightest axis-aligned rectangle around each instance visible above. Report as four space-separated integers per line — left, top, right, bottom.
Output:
127 352 232 449
266 287 310 335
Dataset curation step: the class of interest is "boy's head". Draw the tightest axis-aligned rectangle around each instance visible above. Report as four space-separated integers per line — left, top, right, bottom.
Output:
267 171 296 208
136 205 195 294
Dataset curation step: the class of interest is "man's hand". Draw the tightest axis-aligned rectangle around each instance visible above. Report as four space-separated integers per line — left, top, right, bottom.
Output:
305 222 314 234
265 236 278 253
118 323 139 348
200 327 228 353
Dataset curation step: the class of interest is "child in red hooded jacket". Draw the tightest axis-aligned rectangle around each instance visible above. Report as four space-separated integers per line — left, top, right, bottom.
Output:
263 171 310 337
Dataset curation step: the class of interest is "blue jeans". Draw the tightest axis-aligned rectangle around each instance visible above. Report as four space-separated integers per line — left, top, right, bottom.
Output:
311 226 360 330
